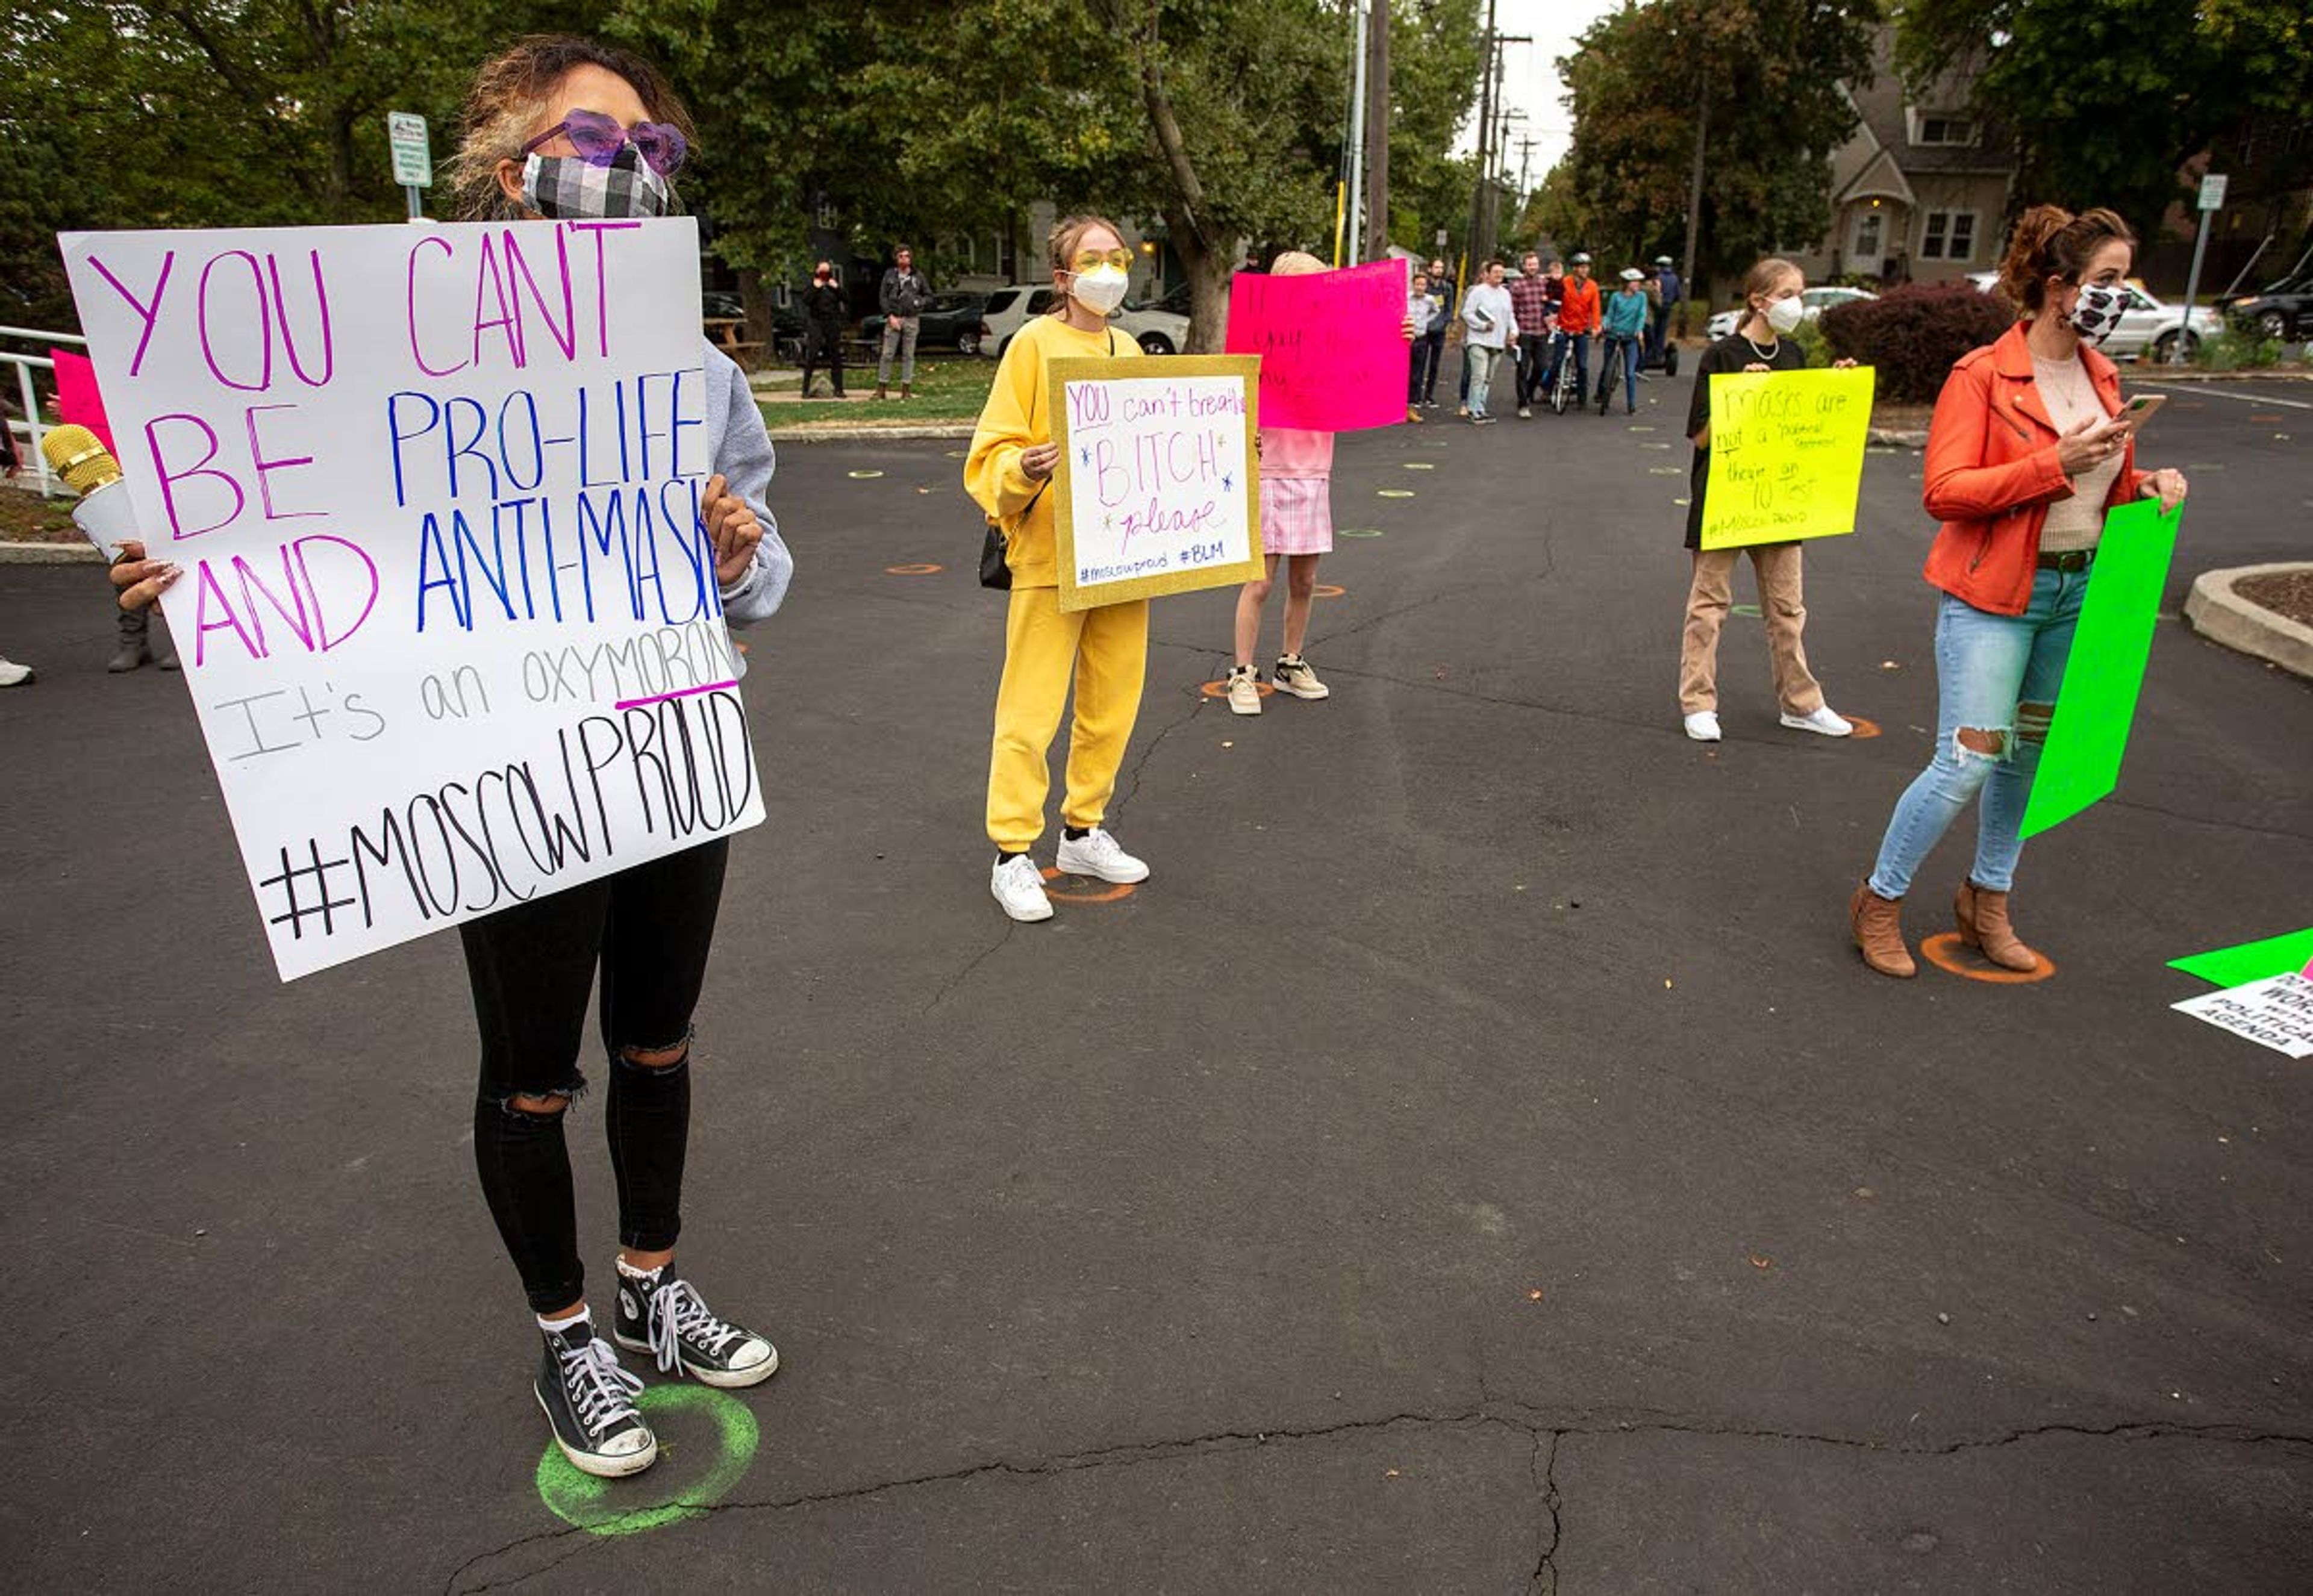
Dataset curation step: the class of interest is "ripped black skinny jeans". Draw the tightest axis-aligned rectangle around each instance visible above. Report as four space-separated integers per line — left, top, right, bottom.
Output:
460 838 729 1314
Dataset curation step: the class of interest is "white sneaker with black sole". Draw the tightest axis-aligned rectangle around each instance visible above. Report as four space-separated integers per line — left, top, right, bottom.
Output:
1055 827 1149 884
991 853 1054 921
1683 710 1722 742
613 1267 779 1389
537 1320 657 1477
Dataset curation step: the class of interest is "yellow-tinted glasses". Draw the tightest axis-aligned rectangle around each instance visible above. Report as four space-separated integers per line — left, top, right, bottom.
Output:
1070 248 1134 273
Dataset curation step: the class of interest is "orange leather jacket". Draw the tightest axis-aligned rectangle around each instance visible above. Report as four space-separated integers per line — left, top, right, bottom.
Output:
1920 323 2147 616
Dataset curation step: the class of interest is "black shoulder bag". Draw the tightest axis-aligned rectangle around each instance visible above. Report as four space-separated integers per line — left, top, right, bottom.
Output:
979 329 1112 591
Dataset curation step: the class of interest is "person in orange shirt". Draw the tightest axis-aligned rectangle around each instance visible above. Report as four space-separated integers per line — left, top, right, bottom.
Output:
1544 252 1602 404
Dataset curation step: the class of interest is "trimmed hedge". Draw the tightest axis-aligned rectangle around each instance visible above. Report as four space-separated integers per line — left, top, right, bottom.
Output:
1820 281 2015 404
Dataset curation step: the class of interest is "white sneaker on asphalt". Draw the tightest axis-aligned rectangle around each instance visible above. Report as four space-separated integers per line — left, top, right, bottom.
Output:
1780 705 1854 737
1225 665 1263 715
1683 710 1721 742
991 854 1053 921
1055 827 1150 884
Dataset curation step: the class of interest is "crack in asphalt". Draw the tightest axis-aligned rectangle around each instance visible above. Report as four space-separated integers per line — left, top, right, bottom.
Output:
1529 1430 1562 1595
442 1403 2313 1591
1105 679 1210 829
921 919 1016 1014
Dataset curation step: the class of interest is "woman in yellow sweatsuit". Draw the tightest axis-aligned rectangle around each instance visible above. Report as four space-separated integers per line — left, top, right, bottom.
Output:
966 215 1153 923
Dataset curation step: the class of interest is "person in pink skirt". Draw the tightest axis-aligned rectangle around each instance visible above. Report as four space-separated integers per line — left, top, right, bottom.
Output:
1225 251 1413 716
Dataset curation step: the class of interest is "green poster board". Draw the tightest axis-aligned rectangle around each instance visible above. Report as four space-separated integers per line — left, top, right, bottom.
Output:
2018 499 2182 839
2168 927 2313 987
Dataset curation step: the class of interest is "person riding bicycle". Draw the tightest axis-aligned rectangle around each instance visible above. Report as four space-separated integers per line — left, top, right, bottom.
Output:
1599 268 1649 415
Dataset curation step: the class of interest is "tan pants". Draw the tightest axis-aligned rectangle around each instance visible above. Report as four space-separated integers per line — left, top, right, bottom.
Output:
1678 543 1825 715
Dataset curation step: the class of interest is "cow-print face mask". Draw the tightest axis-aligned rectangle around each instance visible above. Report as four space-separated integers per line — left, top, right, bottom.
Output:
2066 281 2126 346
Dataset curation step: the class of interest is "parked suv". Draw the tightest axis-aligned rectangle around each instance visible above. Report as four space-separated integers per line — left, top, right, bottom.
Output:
858 291 990 357
977 283 1189 358
2221 273 2313 344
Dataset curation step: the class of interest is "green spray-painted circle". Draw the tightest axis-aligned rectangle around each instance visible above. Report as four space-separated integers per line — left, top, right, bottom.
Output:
535 1385 760 1536
1338 528 1386 538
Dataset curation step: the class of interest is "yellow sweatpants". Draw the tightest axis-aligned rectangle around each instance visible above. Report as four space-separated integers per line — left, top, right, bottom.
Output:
986 585 1150 850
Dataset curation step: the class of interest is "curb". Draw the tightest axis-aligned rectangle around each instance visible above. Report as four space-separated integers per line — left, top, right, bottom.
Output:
2185 563 2313 680
766 423 973 443
1867 428 1927 448
0 541 103 564
2117 367 2312 384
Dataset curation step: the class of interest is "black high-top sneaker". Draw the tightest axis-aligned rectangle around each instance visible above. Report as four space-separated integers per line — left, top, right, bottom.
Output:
536 1319 657 1477
613 1267 780 1389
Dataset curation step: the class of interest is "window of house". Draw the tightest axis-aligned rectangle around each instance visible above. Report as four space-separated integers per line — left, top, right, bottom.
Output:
1915 116 1976 146
1921 210 1977 261
1850 209 1885 262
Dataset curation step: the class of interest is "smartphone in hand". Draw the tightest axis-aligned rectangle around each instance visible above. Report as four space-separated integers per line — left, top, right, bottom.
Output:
2117 393 2167 433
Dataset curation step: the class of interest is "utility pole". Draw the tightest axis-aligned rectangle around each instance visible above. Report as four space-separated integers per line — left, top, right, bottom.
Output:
1679 63 1709 334
1466 0 1496 285
1346 0 1369 266
1364 0 1391 263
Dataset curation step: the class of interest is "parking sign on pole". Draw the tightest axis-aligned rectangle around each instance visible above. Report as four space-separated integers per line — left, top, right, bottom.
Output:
389 112 431 221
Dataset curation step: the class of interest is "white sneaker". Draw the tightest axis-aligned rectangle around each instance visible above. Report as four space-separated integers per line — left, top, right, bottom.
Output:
1225 666 1262 715
1683 710 1721 742
991 854 1053 921
1780 705 1854 737
0 656 32 688
1054 827 1150 884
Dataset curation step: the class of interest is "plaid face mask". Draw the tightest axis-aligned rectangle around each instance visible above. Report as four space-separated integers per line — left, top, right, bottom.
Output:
520 145 673 221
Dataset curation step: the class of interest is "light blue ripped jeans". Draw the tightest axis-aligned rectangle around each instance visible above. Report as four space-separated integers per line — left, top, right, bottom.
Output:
1867 567 2088 899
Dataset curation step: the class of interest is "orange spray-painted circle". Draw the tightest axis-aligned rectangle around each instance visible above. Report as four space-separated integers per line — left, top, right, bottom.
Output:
1200 679 1277 700
1038 867 1137 905
1919 932 2057 985
1846 717 1882 740
885 563 943 575
1313 584 1346 599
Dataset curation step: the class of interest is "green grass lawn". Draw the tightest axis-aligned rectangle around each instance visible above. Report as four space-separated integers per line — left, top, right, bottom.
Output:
759 355 996 429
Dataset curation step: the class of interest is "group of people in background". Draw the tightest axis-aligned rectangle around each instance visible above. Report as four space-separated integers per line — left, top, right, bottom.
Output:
1401 251 1685 423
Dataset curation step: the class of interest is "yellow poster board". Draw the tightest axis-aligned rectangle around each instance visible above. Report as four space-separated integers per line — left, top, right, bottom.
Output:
1049 355 1266 611
1699 366 1876 550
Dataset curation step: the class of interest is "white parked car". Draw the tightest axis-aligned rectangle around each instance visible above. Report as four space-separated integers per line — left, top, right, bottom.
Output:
1705 285 1877 341
976 282 1190 358
1967 272 2223 362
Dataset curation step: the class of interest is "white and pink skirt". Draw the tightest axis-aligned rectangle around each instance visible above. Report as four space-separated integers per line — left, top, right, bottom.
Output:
1258 476 1334 556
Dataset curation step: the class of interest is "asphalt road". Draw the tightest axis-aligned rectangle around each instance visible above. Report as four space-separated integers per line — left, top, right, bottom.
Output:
4 364 2310 1592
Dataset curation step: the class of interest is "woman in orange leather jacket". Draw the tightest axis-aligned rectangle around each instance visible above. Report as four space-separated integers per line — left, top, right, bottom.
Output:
1850 204 2190 979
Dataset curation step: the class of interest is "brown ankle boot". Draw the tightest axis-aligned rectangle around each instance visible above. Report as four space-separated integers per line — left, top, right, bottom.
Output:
873 383 888 401
1955 880 2039 971
1850 881 1917 978
901 382 913 401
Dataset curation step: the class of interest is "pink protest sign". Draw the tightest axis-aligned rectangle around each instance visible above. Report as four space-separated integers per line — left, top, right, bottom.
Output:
1225 259 1410 432
51 348 117 455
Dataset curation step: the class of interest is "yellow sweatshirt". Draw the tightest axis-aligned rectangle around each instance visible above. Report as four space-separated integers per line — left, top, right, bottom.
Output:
965 314 1140 588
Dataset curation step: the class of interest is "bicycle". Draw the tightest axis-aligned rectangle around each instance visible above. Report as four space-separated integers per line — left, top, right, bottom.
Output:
1594 338 1625 417
1547 329 1578 414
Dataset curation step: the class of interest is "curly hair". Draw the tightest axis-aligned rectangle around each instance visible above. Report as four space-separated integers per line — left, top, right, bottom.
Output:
446 34 697 223
1996 204 2137 316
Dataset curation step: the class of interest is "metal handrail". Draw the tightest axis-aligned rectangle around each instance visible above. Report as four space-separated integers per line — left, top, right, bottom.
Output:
2 326 89 495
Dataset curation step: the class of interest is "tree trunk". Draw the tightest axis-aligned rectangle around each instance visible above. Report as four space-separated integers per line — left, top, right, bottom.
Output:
735 266 775 372
1169 206 1233 355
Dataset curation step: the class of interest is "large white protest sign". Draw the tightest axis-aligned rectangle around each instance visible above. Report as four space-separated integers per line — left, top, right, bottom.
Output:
1048 354 1264 612
61 219 764 980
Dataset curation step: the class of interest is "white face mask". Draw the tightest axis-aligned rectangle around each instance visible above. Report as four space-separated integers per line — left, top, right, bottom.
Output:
1764 294 1805 335
1070 266 1129 316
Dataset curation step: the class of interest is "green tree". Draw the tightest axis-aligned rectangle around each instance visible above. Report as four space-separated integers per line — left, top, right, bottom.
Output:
1384 0 1486 257
1898 0 2313 242
2 2 595 327
1537 0 1878 284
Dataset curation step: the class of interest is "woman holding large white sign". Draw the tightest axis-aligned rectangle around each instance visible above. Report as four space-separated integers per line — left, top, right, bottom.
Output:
108 34 793 1482
967 215 1155 924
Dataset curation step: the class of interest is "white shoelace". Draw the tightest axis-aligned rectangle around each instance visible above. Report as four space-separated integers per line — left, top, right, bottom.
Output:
648 1278 746 1374
559 1336 645 1435
1076 830 1118 861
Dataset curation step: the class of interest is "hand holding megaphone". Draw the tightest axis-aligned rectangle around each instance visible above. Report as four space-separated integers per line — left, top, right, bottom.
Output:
38 425 183 607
